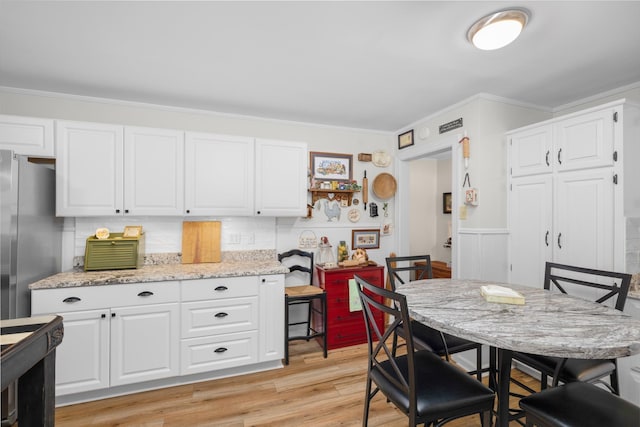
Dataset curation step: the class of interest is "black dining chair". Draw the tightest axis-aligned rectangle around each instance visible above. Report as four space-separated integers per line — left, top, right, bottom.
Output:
386 255 486 380
354 274 495 427
511 262 632 396
518 382 640 427
279 249 327 365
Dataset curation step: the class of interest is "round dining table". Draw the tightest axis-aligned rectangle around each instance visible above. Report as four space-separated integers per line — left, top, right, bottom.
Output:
396 279 640 427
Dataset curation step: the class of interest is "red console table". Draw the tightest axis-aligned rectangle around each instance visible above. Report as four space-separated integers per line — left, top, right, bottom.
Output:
315 264 385 350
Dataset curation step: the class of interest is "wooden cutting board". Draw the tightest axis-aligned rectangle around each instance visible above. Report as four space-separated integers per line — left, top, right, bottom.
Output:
181 221 221 264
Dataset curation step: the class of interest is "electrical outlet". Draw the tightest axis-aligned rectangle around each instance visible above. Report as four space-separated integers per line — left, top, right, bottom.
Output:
227 233 241 244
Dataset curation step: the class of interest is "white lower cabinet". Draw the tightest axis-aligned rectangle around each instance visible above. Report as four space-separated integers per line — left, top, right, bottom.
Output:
110 303 180 386
53 309 110 395
259 274 284 361
31 274 285 401
31 281 181 396
180 276 261 375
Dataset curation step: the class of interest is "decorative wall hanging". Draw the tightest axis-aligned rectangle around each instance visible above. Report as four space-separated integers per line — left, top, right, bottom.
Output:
352 229 380 249
398 129 414 149
310 151 353 183
298 230 318 249
443 192 452 214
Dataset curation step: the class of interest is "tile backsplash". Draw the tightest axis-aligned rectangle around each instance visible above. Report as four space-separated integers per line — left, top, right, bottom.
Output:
70 216 277 261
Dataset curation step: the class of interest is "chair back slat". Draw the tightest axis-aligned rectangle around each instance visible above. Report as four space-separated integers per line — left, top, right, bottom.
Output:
385 255 433 290
355 274 414 400
544 262 631 311
279 249 314 284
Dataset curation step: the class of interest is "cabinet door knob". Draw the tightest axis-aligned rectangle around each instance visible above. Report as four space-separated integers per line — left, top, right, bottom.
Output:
63 296 81 303
545 150 550 166
557 233 562 249
214 347 228 353
214 286 228 291
545 231 549 247
186 209 190 214
214 312 228 318
115 209 120 213
557 148 562 165
138 291 154 297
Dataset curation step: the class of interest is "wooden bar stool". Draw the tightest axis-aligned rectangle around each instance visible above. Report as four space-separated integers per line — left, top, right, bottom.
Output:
279 249 327 365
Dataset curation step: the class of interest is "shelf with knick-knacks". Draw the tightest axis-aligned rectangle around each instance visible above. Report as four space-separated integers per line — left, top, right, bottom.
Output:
309 189 357 207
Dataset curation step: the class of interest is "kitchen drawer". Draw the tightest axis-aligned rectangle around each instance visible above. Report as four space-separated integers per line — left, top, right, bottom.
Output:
181 297 258 338
181 276 258 302
31 281 180 314
180 331 258 375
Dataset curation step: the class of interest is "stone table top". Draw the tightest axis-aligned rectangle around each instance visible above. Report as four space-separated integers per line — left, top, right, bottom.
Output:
397 279 640 359
29 260 289 290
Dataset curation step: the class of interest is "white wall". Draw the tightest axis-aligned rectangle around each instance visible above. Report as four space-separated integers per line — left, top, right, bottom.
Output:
0 88 395 270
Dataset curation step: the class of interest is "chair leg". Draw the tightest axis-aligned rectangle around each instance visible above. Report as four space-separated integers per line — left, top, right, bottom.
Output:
610 360 620 395
284 296 290 365
321 294 328 358
362 378 372 427
305 300 313 339
480 409 492 427
540 372 548 390
476 345 482 381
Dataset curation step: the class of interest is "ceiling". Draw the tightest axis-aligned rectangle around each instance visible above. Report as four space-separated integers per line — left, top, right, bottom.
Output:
2 1 640 132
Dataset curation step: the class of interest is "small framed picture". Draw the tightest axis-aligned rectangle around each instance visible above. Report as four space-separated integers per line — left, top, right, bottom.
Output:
310 151 353 182
398 129 414 149
443 192 452 214
352 229 380 249
123 225 143 238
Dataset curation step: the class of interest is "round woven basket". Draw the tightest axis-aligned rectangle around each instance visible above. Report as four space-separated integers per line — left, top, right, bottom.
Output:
372 173 397 199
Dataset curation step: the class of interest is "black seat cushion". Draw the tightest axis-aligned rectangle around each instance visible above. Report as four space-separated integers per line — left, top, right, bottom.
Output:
519 382 640 427
371 350 494 420
514 352 615 383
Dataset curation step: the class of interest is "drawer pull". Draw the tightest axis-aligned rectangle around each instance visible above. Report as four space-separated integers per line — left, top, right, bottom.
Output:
215 312 228 318
214 347 228 353
63 296 81 303
138 291 154 297
214 286 228 291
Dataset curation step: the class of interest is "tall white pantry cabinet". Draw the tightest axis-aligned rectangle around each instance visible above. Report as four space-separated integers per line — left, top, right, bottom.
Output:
507 99 640 404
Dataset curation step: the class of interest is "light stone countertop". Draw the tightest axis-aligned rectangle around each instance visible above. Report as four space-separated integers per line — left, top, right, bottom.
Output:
29 258 288 290
397 279 640 359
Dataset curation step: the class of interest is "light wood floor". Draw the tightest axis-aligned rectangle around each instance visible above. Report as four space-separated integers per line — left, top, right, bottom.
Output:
55 340 540 426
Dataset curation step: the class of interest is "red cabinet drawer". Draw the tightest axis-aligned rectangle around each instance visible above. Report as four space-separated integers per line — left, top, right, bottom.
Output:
316 265 385 350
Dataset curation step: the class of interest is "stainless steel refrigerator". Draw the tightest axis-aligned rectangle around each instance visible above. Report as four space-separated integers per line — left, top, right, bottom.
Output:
1 149 63 424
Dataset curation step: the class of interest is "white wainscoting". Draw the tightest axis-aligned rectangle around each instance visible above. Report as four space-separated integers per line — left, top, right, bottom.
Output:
456 228 509 282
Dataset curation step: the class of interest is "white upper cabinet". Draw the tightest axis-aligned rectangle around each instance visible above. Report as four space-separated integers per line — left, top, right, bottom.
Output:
56 120 124 216
184 132 255 216
0 114 55 157
56 121 184 216
124 126 184 215
510 125 553 177
554 107 615 172
508 100 633 287
510 107 615 178
255 138 307 217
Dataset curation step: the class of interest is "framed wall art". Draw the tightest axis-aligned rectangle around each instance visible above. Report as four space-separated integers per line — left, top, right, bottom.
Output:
352 229 380 249
443 192 452 214
310 151 353 182
398 129 414 149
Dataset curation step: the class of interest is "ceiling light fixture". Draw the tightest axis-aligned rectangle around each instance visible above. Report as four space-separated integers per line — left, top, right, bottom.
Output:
467 8 529 50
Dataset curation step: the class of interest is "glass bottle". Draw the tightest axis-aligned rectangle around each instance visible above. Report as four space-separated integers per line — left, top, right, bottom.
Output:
338 240 349 262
